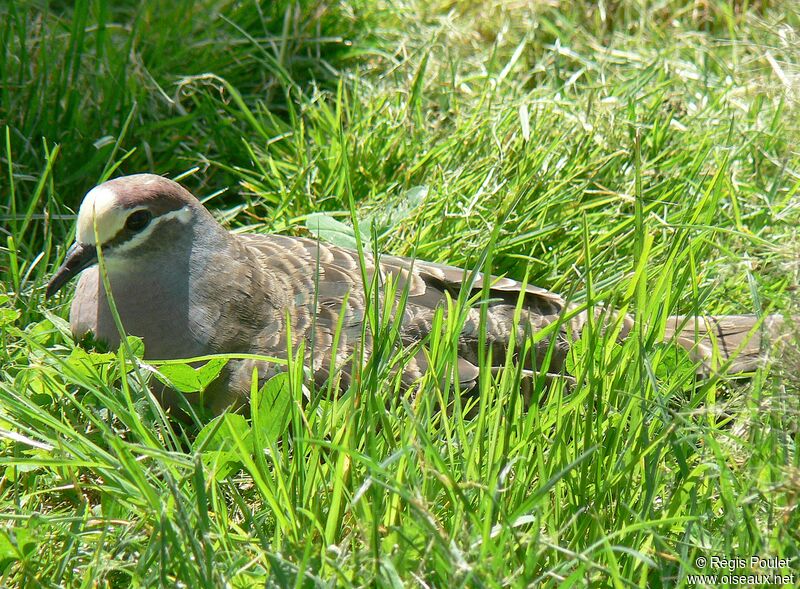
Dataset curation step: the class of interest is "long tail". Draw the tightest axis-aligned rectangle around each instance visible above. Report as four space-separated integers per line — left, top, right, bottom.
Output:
477 304 788 381
662 314 787 375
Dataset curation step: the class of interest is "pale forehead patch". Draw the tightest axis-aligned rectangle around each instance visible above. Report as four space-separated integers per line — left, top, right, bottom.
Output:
76 185 125 245
75 181 195 252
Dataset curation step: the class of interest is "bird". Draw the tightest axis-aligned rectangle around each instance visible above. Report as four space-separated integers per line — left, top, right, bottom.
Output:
45 174 786 416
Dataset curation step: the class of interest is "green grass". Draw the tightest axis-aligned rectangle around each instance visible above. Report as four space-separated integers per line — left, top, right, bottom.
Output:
2 0 800 586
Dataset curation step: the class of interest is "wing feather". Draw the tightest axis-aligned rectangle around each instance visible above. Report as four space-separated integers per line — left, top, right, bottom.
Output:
236 233 566 390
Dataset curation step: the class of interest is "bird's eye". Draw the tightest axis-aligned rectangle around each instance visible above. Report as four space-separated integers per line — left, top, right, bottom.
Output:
125 210 152 232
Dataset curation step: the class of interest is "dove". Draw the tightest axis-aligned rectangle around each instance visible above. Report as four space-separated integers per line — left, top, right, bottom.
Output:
46 174 785 415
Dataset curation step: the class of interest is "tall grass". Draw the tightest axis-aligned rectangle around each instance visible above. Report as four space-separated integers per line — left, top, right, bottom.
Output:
1 0 799 586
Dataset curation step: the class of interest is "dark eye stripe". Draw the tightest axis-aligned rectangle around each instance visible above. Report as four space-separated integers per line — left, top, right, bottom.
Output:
100 204 190 251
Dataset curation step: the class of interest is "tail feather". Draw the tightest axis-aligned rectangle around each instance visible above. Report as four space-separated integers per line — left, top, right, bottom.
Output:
663 314 787 375
465 306 788 382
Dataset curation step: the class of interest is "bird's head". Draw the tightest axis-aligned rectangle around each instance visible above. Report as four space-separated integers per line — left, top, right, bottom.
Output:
46 174 203 299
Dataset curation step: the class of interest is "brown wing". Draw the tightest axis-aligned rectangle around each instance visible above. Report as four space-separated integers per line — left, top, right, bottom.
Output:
377 253 565 315
236 234 570 389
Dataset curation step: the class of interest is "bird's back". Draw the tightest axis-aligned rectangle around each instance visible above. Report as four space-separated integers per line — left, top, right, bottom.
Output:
232 233 571 394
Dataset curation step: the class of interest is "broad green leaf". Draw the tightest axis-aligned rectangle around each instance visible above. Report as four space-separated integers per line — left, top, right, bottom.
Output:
41 309 72 339
194 413 251 481
66 347 97 380
652 342 695 383
194 413 250 453
0 307 20 328
252 372 292 448
157 363 202 393
156 358 228 392
119 335 145 359
364 185 428 230
4 463 40 482
305 212 371 249
0 528 35 572
196 357 228 388
26 318 58 345
0 531 17 572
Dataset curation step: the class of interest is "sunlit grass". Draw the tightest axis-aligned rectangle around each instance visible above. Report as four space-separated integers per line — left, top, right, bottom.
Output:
1 0 799 586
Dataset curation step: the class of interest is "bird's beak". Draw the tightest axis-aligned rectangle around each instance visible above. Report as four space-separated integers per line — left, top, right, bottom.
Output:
45 242 98 299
